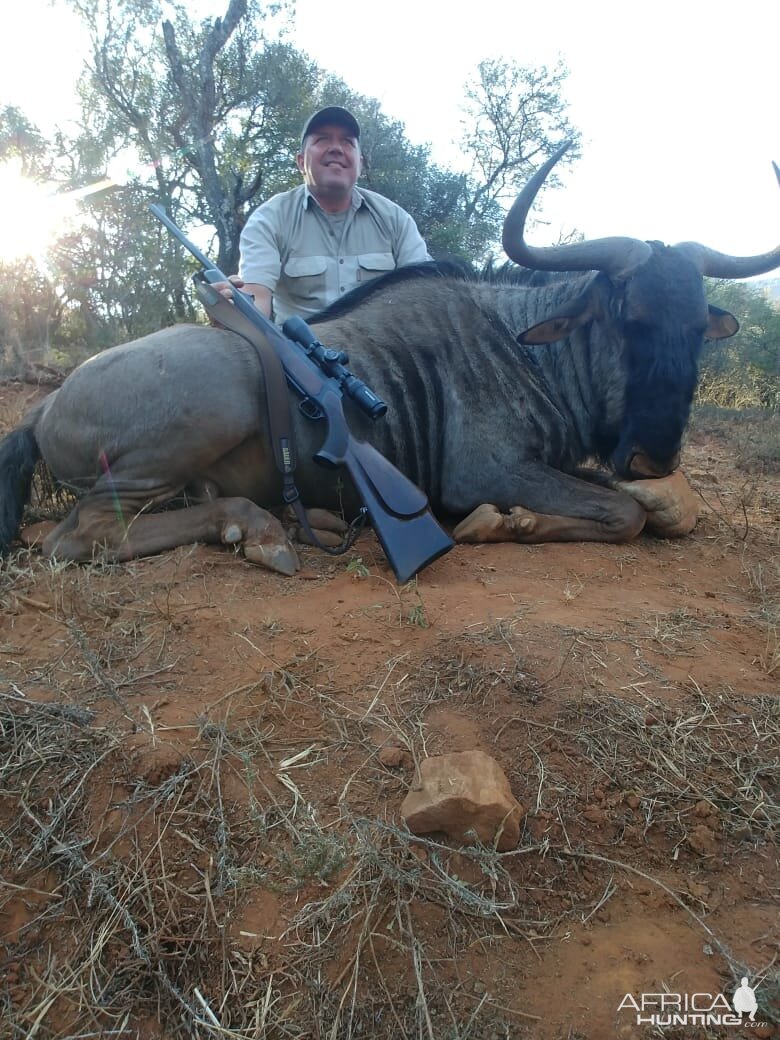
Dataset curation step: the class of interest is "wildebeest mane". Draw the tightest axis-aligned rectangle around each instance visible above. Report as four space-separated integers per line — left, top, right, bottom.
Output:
310 257 583 325
310 259 476 323
480 259 575 286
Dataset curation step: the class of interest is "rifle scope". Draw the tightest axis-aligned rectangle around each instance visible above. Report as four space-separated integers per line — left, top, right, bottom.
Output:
282 316 387 421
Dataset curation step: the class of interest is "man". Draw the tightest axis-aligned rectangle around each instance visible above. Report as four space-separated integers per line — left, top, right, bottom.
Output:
237 106 431 323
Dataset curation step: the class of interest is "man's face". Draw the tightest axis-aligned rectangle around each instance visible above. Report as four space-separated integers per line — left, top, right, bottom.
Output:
296 123 361 203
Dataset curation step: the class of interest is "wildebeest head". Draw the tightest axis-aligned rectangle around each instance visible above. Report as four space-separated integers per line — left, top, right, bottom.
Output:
502 144 780 479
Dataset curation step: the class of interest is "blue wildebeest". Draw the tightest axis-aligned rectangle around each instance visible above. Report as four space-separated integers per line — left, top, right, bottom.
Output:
1 146 779 575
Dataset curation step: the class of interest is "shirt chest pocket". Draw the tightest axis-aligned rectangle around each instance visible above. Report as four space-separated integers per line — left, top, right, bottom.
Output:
283 255 328 301
357 252 395 282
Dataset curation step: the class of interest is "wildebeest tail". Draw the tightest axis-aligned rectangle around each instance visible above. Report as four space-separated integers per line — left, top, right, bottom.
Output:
0 424 41 555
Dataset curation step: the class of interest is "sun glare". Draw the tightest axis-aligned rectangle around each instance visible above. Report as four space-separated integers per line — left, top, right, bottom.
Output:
0 159 81 266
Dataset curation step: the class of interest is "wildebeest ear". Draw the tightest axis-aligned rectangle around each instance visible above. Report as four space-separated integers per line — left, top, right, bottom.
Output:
517 289 597 345
706 305 739 340
518 313 590 344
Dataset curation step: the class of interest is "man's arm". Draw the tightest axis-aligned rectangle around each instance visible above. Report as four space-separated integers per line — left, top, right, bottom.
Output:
240 283 273 317
392 209 432 267
212 277 273 319
238 205 283 318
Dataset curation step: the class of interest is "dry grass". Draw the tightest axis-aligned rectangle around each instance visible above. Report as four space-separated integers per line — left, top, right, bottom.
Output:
2 634 777 1038
563 688 779 841
2 397 778 1038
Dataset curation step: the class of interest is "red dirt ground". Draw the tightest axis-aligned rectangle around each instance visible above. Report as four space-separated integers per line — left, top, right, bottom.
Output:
1 380 778 1039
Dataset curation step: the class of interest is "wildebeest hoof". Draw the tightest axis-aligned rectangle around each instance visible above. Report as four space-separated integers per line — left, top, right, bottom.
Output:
454 504 512 543
244 541 300 575
223 523 243 545
19 521 58 549
454 503 542 543
289 525 345 548
282 506 348 548
617 469 698 537
220 511 300 573
508 507 537 535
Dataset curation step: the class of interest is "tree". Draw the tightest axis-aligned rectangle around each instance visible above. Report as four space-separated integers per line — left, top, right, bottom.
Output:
458 58 581 245
0 259 63 375
49 183 196 352
7 4 585 354
69 0 314 271
699 279 780 410
46 0 316 342
0 107 54 179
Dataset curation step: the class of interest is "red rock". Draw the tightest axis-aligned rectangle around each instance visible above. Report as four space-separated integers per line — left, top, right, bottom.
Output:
400 751 524 851
378 745 412 769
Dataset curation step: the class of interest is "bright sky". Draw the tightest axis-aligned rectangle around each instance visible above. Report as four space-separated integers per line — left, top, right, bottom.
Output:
1 0 778 259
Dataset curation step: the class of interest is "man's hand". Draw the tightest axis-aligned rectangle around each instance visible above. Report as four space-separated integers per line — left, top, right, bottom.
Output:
208 274 244 300
207 277 273 321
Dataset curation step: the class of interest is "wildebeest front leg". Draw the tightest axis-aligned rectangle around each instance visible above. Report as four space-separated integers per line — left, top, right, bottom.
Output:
41 483 299 574
452 464 646 544
615 470 699 537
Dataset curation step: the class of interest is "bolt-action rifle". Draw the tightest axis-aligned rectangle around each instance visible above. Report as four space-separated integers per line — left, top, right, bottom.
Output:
150 204 453 583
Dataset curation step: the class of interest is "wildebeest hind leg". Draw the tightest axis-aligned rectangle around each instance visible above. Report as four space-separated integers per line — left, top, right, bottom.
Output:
454 500 647 543
282 506 349 548
42 487 299 574
453 468 647 544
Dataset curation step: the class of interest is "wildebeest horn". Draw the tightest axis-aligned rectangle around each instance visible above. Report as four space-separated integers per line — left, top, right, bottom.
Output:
672 241 780 279
673 160 780 278
502 141 652 279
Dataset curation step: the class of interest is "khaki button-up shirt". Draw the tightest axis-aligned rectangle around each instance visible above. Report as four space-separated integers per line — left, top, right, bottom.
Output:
238 184 431 323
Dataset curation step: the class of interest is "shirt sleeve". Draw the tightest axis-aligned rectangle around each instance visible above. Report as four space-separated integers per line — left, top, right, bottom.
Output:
392 209 433 266
238 205 282 290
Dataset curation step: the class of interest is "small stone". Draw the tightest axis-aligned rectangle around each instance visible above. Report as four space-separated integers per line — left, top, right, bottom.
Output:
378 745 412 769
583 806 605 824
731 824 754 843
401 750 524 851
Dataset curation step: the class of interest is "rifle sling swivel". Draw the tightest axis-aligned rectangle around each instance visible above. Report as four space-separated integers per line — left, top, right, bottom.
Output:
194 280 365 557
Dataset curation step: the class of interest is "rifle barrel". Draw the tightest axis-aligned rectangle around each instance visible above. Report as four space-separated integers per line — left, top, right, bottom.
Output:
149 204 218 274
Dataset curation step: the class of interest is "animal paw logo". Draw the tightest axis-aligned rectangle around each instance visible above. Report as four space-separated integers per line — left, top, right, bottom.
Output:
732 977 758 1021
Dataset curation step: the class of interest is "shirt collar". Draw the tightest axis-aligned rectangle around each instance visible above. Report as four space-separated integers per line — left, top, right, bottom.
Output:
303 185 364 213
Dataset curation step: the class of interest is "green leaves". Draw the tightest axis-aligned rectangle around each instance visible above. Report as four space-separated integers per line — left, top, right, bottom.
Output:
699 279 780 410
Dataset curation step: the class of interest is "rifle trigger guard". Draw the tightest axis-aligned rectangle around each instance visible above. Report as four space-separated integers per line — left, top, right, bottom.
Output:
299 398 324 421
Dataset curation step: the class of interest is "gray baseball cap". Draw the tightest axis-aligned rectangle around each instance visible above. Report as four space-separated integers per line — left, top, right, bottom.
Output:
300 106 361 150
